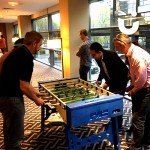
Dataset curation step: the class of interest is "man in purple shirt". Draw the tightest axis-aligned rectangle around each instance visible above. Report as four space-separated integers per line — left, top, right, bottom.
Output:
114 33 150 150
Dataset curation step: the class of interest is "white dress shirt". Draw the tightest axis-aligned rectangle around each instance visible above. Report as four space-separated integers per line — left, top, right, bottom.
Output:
126 44 150 95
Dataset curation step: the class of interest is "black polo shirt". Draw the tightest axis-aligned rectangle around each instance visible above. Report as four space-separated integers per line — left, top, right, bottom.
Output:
0 45 34 97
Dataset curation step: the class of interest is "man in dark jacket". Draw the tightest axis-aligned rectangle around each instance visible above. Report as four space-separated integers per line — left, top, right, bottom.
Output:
90 42 129 129
90 42 128 95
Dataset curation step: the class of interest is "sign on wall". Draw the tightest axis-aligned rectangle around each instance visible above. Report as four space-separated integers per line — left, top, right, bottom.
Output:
118 11 140 35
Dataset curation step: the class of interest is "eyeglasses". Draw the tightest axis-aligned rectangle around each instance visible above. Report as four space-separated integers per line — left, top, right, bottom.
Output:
113 38 126 45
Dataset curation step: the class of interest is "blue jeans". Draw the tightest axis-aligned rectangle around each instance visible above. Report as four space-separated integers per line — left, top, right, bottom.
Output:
79 65 90 81
0 97 25 150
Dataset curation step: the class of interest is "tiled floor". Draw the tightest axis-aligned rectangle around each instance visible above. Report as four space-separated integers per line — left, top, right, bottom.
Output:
0 58 135 150
31 60 62 87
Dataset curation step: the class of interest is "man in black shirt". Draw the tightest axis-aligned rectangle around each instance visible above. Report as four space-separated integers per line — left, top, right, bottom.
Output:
0 31 45 150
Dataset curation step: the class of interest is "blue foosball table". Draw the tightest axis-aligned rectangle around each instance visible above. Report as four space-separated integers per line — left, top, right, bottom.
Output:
38 77 123 150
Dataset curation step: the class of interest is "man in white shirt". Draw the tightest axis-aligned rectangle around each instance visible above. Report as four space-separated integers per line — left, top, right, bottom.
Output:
114 33 150 150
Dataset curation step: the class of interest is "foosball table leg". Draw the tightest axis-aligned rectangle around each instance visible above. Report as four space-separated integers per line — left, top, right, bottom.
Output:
41 104 57 132
41 105 45 131
111 117 120 150
65 125 79 150
64 117 121 150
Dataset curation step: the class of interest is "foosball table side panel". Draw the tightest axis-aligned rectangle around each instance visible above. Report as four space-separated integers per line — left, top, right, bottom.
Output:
66 94 123 128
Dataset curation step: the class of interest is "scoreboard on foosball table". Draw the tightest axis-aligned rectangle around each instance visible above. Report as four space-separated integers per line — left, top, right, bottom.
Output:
38 77 123 150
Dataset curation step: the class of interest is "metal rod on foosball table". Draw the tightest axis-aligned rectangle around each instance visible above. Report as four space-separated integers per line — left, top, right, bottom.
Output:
44 81 78 87
123 93 132 101
43 80 94 89
50 102 60 106
44 102 60 108
44 83 83 91
41 79 79 86
111 117 120 150
44 99 56 103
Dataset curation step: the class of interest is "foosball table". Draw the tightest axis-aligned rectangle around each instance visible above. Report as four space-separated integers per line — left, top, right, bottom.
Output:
38 77 123 150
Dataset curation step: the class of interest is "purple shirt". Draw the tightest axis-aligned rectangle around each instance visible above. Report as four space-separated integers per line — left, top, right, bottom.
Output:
126 44 150 95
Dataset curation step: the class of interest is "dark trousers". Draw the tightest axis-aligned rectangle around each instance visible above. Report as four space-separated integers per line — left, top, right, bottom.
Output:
1 48 6 54
109 79 128 129
79 65 90 81
0 97 25 150
131 88 150 148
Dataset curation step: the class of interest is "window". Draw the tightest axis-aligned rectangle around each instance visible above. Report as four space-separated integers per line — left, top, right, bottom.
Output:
33 16 48 32
116 0 137 16
89 0 150 81
52 13 60 31
90 1 113 28
14 24 18 34
32 12 62 70
140 12 150 25
139 0 150 6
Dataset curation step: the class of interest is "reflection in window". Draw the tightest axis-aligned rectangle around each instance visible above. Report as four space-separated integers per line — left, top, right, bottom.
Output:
90 1 113 28
52 13 60 31
36 33 50 65
141 13 150 24
90 59 100 81
40 33 49 47
32 12 62 70
54 51 62 69
91 36 110 50
139 0 150 5
36 48 50 65
116 0 136 16
14 24 18 34
33 16 48 32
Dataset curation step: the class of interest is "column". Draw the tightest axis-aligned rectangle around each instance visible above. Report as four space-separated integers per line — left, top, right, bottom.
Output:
18 15 32 38
59 0 89 78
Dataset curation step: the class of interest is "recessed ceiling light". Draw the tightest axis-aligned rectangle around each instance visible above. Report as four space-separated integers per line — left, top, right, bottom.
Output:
8 1 19 7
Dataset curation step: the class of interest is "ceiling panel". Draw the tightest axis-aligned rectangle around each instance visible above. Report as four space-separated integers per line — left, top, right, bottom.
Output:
0 0 59 23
